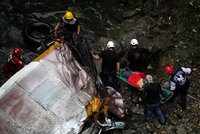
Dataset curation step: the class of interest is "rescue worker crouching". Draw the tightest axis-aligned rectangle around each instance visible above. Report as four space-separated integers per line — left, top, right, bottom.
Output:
52 11 81 43
3 47 26 78
164 65 191 111
92 41 120 91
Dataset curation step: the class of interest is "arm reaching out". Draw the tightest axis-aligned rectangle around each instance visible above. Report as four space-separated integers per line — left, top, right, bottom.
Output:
181 67 191 74
92 52 101 60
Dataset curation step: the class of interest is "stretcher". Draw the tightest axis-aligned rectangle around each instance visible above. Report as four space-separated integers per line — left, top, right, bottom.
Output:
117 68 173 103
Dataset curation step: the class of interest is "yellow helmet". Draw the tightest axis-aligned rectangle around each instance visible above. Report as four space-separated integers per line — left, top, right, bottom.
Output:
64 11 74 20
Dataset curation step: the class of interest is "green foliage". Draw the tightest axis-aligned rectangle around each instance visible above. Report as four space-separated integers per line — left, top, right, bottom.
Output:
171 0 200 47
160 0 200 62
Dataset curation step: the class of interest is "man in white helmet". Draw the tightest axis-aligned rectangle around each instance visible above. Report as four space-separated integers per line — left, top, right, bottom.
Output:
92 41 120 90
127 38 151 71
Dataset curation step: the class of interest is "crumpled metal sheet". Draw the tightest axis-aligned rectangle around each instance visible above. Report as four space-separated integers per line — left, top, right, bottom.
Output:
0 43 97 134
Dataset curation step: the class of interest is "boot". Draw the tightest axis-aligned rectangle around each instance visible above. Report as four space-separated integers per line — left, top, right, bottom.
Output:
146 123 154 132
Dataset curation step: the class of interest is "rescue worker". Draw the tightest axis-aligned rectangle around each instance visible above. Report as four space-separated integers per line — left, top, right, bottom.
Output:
92 41 120 90
52 11 81 42
142 75 166 131
165 65 191 111
3 47 26 78
127 38 151 71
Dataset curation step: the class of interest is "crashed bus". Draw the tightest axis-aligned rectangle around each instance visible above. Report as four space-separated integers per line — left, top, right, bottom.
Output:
0 38 126 134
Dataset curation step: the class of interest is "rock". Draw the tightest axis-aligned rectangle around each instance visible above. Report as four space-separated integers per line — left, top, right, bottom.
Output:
176 59 180 62
122 129 133 134
123 129 137 134
159 23 171 30
187 106 191 111
139 36 153 48
130 107 144 116
123 10 138 19
133 97 139 103
118 0 128 5
183 45 187 49
198 104 200 109
185 124 193 132
160 130 166 134
176 113 183 119
169 120 177 125
176 125 187 134
150 11 160 18
153 120 162 129
181 119 189 123
188 60 193 64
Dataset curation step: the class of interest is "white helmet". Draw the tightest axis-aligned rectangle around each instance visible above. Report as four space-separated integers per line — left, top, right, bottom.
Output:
130 39 138 46
107 41 115 48
146 75 153 83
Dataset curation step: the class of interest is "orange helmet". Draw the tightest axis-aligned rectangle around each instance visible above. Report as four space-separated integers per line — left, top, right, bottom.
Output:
13 47 23 55
164 66 174 74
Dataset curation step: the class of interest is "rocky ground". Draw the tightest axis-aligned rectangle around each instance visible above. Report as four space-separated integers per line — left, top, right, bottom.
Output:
118 66 200 134
91 0 200 133
0 0 199 133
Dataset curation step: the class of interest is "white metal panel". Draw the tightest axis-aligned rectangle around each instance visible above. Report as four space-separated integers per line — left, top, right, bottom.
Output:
30 79 67 110
0 62 39 97
17 62 50 93
50 92 85 120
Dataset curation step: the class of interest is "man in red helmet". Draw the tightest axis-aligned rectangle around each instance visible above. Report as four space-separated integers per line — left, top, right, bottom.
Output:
3 47 26 78
164 66 191 111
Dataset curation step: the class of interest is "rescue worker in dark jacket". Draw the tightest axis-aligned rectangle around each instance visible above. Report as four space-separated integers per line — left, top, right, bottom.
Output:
52 11 80 42
127 38 151 71
92 41 120 90
165 66 191 111
3 47 26 78
142 75 166 130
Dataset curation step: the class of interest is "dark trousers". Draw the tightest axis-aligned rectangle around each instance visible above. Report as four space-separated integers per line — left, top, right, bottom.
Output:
63 32 74 45
129 59 151 72
146 103 166 124
100 69 119 91
170 81 190 110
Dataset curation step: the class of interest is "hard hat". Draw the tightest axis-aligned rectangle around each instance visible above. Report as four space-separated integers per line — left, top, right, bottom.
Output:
146 75 153 83
107 41 115 48
164 66 174 74
13 47 23 55
130 39 138 46
64 11 74 20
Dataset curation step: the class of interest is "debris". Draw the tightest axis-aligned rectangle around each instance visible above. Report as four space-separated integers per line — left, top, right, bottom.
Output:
187 94 197 100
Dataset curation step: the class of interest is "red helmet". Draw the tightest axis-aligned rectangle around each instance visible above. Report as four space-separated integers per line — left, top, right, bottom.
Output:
164 66 174 74
13 47 23 55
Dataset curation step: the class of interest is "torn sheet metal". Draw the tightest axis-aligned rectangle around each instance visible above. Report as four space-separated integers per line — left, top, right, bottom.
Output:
0 42 97 134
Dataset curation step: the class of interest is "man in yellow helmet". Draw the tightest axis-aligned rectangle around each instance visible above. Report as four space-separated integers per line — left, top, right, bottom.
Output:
52 11 81 42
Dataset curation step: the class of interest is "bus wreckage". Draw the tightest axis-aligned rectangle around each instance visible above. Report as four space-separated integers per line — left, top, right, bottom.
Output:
0 39 127 134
